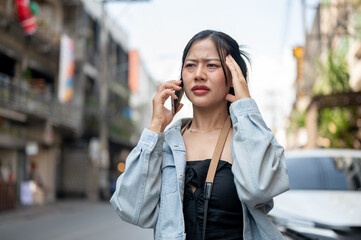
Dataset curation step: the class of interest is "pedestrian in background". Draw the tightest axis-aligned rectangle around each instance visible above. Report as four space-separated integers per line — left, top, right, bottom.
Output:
111 30 289 240
28 161 46 205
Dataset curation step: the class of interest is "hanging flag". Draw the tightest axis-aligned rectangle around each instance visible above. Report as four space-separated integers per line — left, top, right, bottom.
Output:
58 34 75 103
14 0 37 35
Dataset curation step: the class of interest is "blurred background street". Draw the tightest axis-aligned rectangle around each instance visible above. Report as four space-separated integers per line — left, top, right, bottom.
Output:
0 200 153 240
1 0 361 239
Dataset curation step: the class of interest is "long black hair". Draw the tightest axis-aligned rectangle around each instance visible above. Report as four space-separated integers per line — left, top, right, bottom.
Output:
180 30 251 109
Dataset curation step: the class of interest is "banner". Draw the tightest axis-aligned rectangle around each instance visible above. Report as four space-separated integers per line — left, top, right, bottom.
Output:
128 50 140 93
58 34 75 103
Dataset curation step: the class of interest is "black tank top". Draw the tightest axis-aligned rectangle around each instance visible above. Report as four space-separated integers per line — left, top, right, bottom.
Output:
183 159 243 240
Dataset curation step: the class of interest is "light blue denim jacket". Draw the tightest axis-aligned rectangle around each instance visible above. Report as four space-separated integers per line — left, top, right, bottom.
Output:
110 98 290 240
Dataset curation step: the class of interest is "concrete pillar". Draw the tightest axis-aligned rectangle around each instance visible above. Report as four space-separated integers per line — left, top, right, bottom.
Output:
306 102 318 149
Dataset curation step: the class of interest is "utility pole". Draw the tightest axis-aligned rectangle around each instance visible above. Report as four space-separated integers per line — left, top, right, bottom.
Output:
97 0 109 201
97 0 151 200
301 0 307 40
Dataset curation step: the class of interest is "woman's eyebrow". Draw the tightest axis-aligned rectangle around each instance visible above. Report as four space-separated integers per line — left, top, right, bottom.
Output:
185 58 221 62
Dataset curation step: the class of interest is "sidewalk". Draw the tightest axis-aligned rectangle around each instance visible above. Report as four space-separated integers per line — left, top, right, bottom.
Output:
0 200 100 224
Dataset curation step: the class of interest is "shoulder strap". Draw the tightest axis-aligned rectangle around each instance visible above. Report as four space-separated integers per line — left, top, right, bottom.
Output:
203 115 231 240
205 115 231 184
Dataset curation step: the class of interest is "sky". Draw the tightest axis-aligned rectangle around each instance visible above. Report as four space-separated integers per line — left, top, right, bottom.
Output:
105 0 320 144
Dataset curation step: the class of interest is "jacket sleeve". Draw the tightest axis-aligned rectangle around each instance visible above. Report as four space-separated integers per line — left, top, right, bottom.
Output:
110 128 164 228
230 98 289 210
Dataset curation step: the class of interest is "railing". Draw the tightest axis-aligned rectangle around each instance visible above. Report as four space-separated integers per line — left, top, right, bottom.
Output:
0 74 81 130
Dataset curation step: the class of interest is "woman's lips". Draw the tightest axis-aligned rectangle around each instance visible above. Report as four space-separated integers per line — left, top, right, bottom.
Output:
191 85 210 95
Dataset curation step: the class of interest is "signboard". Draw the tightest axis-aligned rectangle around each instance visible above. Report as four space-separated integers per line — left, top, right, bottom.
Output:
128 50 139 93
58 34 75 103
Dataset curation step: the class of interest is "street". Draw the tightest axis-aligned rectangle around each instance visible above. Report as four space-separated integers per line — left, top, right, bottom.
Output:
0 200 153 240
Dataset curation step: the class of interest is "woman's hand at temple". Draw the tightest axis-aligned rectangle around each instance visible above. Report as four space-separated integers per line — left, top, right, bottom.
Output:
224 55 251 102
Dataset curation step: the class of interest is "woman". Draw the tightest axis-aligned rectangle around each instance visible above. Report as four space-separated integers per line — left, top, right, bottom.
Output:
111 30 289 240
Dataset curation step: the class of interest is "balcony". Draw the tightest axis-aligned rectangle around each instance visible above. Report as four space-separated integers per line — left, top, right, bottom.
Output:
109 114 134 144
0 73 81 131
0 0 60 56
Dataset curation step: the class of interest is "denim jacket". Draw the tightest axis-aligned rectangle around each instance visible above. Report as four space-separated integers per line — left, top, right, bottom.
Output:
110 98 290 240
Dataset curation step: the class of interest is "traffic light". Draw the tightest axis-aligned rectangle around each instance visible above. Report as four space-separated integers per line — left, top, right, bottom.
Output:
293 46 304 58
293 46 304 81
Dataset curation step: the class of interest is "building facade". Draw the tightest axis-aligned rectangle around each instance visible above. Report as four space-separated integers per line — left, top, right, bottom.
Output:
0 0 82 210
0 0 153 211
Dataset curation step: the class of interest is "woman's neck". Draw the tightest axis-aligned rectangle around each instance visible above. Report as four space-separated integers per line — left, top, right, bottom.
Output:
191 104 229 131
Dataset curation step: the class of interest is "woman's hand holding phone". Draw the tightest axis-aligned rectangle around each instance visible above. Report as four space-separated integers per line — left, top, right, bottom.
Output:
148 80 183 133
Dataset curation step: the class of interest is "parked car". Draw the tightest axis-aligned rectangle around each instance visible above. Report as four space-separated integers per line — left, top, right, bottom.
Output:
269 149 361 240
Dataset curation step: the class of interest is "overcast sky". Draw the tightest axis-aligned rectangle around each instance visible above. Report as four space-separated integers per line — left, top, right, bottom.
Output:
105 0 320 142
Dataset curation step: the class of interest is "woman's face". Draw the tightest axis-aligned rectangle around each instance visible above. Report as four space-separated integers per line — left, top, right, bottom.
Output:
182 38 231 109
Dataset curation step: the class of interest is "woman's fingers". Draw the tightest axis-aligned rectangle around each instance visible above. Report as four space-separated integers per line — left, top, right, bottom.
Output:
149 80 183 133
225 94 237 103
158 80 182 93
225 55 239 82
227 55 246 81
225 55 251 100
156 88 177 103
154 81 181 103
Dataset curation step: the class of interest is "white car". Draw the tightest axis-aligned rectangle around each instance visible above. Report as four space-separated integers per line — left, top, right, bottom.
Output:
269 149 361 240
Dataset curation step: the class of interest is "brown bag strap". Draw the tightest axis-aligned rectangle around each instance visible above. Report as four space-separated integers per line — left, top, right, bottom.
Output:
205 115 231 183
203 115 231 240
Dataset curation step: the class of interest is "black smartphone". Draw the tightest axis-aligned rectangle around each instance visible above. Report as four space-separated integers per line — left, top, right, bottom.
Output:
172 81 184 115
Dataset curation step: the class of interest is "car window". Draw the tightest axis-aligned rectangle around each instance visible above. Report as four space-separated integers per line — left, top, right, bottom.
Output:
347 158 361 190
286 157 351 190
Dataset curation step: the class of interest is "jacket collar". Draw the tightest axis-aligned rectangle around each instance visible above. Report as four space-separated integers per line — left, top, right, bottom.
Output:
164 118 192 152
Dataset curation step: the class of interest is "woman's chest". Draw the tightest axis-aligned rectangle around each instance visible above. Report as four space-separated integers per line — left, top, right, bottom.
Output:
182 130 233 163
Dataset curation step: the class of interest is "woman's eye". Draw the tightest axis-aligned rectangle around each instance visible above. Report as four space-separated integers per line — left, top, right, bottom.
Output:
185 64 195 68
208 64 218 68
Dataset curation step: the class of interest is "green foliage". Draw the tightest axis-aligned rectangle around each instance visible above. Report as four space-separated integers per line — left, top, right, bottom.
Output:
353 10 361 39
313 50 351 95
289 109 306 130
322 0 331 6
23 68 32 80
318 107 356 148
312 49 357 148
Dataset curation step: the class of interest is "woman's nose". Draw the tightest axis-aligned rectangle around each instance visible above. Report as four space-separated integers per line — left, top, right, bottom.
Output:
194 65 206 80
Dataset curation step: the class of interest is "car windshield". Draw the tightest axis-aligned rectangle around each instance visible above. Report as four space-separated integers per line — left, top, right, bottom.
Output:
286 156 361 191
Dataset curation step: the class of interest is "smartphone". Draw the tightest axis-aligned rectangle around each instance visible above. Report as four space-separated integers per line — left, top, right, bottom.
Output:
172 81 184 115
